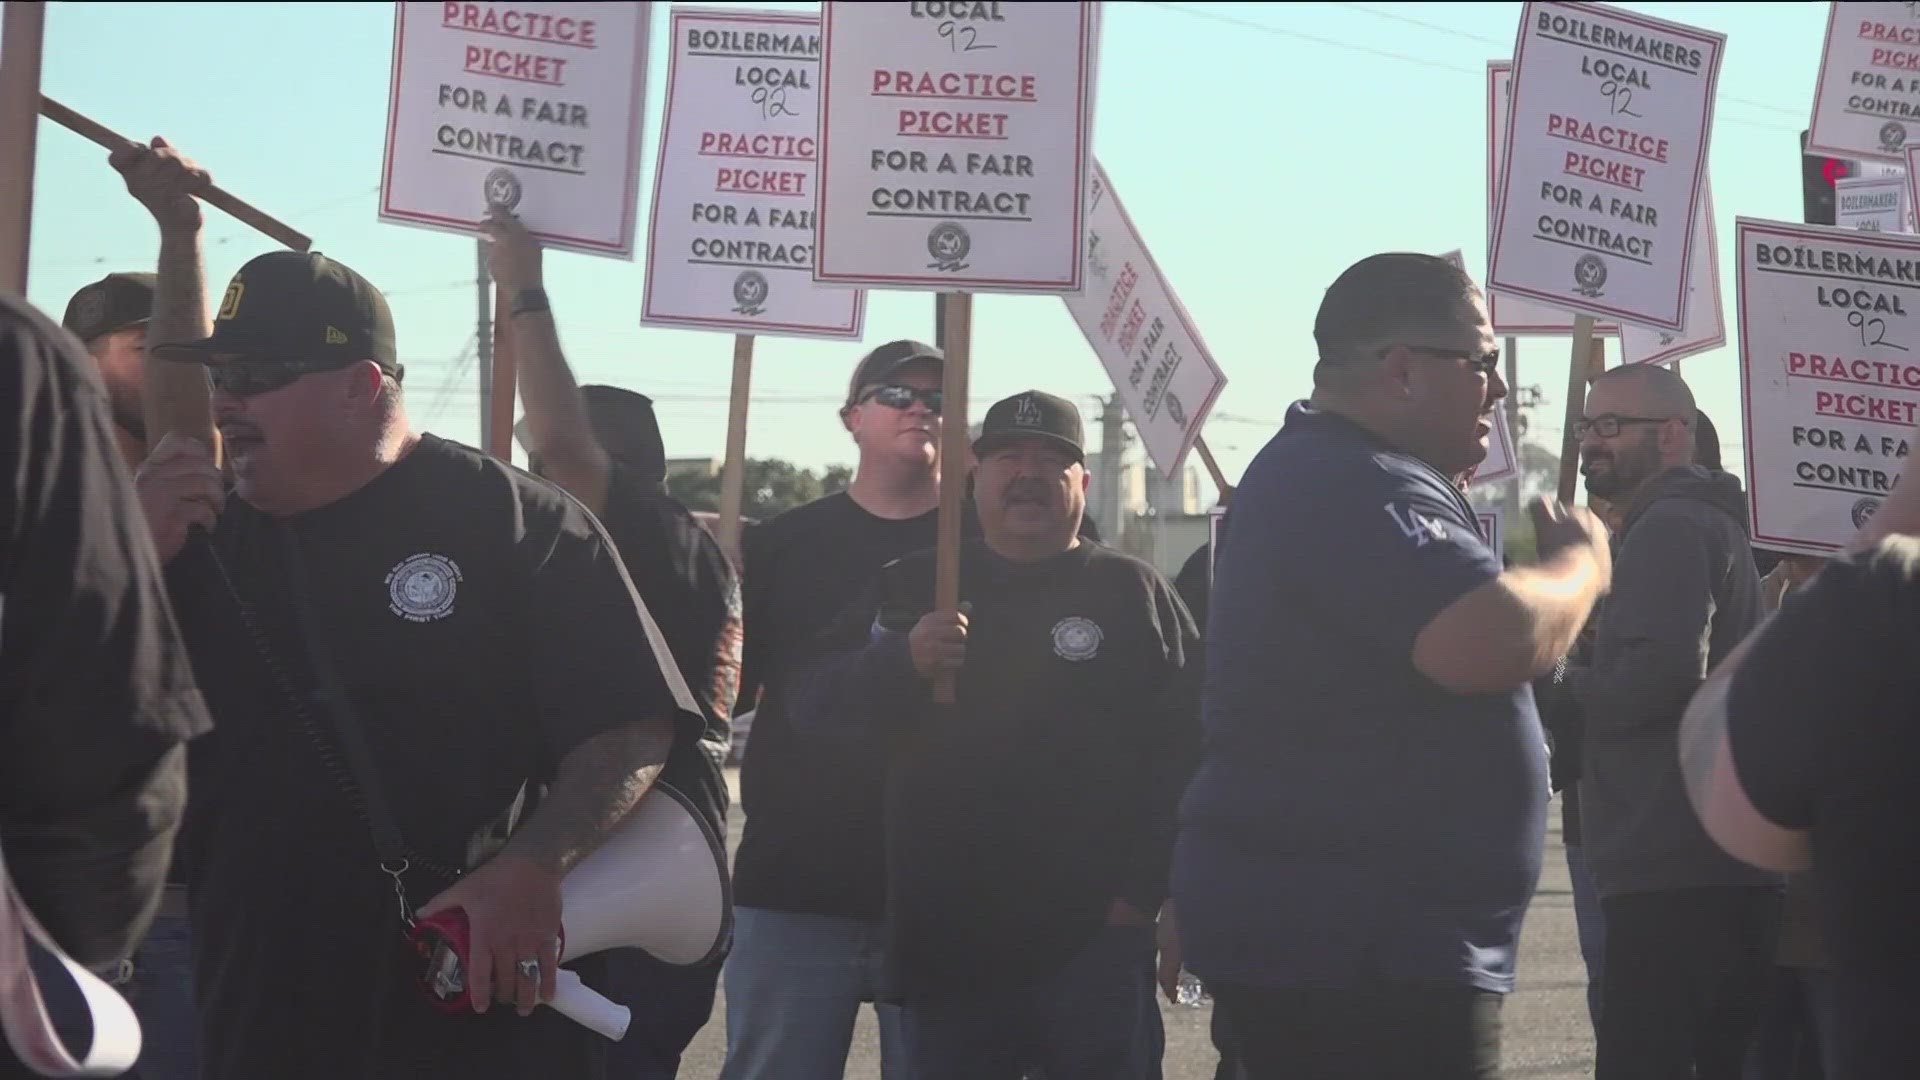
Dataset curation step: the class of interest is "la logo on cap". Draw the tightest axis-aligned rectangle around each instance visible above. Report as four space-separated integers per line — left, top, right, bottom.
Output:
1013 394 1042 426
325 326 349 345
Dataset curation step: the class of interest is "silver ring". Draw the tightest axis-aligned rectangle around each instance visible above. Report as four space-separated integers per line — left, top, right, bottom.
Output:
516 959 541 981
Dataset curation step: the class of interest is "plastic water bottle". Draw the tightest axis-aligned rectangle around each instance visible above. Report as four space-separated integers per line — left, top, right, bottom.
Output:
1175 969 1211 1009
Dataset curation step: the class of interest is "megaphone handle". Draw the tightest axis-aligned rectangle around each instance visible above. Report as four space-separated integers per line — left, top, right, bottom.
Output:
546 969 631 1042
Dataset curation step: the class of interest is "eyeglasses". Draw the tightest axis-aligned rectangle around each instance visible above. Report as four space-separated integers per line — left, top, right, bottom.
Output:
209 361 333 398
858 384 943 415
1573 414 1681 440
1404 346 1503 377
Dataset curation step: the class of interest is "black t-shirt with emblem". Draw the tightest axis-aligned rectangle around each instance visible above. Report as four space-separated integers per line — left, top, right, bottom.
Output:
162 433 701 1080
821 538 1202 1003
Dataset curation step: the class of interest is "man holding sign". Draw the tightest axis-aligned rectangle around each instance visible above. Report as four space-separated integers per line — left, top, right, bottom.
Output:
784 390 1198 1080
1174 253 1610 1079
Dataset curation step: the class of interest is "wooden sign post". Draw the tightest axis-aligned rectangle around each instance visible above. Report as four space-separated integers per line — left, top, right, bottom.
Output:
715 334 756 563
813 1 1102 706
0 1 45 294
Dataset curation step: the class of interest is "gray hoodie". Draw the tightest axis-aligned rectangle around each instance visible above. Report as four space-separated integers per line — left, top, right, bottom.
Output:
1579 465 1783 897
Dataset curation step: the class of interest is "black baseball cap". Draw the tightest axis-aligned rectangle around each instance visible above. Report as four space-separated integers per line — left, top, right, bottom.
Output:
517 384 668 477
151 250 402 382
845 339 943 408
972 390 1084 462
62 272 155 343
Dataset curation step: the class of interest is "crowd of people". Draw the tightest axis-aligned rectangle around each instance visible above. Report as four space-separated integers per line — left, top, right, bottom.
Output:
3 139 1915 1080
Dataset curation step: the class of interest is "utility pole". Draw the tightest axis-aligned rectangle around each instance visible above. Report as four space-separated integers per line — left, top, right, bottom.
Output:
476 238 495 451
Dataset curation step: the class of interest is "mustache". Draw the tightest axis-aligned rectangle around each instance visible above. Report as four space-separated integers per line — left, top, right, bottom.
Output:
220 422 264 441
1002 480 1053 505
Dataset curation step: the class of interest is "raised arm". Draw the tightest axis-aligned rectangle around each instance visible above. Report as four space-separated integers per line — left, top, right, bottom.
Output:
482 208 611 513
109 137 219 461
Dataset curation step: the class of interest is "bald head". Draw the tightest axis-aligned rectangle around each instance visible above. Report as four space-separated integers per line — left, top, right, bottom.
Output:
1589 363 1697 423
1578 364 1700 502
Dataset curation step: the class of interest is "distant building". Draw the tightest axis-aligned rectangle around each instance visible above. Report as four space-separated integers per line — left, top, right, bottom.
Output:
667 455 720 477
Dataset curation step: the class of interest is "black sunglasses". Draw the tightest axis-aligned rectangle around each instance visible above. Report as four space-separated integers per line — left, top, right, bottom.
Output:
858 384 943 414
1404 345 1503 376
1573 414 1681 440
209 361 336 398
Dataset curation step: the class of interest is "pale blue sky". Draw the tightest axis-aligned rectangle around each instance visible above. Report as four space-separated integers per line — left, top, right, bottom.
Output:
16 2 1825 490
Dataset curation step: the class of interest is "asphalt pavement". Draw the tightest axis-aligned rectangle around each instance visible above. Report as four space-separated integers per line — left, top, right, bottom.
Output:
675 774 1595 1079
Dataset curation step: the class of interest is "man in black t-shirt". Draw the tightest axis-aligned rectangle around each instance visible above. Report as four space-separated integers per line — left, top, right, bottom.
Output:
56 269 207 1080
722 336 971 1080
1683 530 1920 1079
0 290 212 1078
484 210 739 1080
125 139 704 1080
790 390 1200 1080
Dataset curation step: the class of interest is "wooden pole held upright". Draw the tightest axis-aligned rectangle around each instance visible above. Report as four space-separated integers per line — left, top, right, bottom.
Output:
1556 316 1597 504
489 284 515 462
715 334 755 563
0 2 46 294
932 291 973 706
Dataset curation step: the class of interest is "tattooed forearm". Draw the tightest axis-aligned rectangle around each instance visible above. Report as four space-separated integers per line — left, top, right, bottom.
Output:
501 717 675 875
144 226 217 455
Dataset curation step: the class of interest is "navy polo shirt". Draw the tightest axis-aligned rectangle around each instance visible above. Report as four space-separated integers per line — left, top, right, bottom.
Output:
1172 403 1548 994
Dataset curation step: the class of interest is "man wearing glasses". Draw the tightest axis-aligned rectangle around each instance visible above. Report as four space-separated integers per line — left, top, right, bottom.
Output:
1173 252 1611 1079
722 340 973 1080
117 140 703 1080
1572 364 1776 1080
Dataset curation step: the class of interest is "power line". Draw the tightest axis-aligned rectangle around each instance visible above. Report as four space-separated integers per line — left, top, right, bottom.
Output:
30 184 382 271
1328 1 1802 119
1140 2 1800 133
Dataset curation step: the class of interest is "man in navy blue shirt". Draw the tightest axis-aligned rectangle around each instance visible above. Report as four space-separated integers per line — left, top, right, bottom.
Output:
1172 253 1612 1078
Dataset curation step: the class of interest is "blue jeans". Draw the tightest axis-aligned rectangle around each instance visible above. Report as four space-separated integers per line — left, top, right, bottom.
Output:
1566 843 1606 1033
900 923 1165 1080
119 913 198 1080
718 907 906 1080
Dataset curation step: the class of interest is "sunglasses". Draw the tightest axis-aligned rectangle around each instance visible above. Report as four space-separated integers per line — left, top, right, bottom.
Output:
209 360 337 398
858 384 943 414
1404 345 1503 376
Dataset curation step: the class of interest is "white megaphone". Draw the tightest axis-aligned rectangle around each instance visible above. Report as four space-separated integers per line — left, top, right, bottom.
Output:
416 783 730 1042
541 783 731 1041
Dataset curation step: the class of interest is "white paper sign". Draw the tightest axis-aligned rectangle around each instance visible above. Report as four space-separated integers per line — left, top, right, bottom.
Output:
1064 163 1226 478
1807 3 1920 164
380 2 652 258
812 1 1100 293
1473 405 1519 486
1487 62 1620 337
1838 173 1910 234
640 8 864 338
1476 508 1507 564
1622 182 1725 366
1735 217 1920 554
1488 3 1725 333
